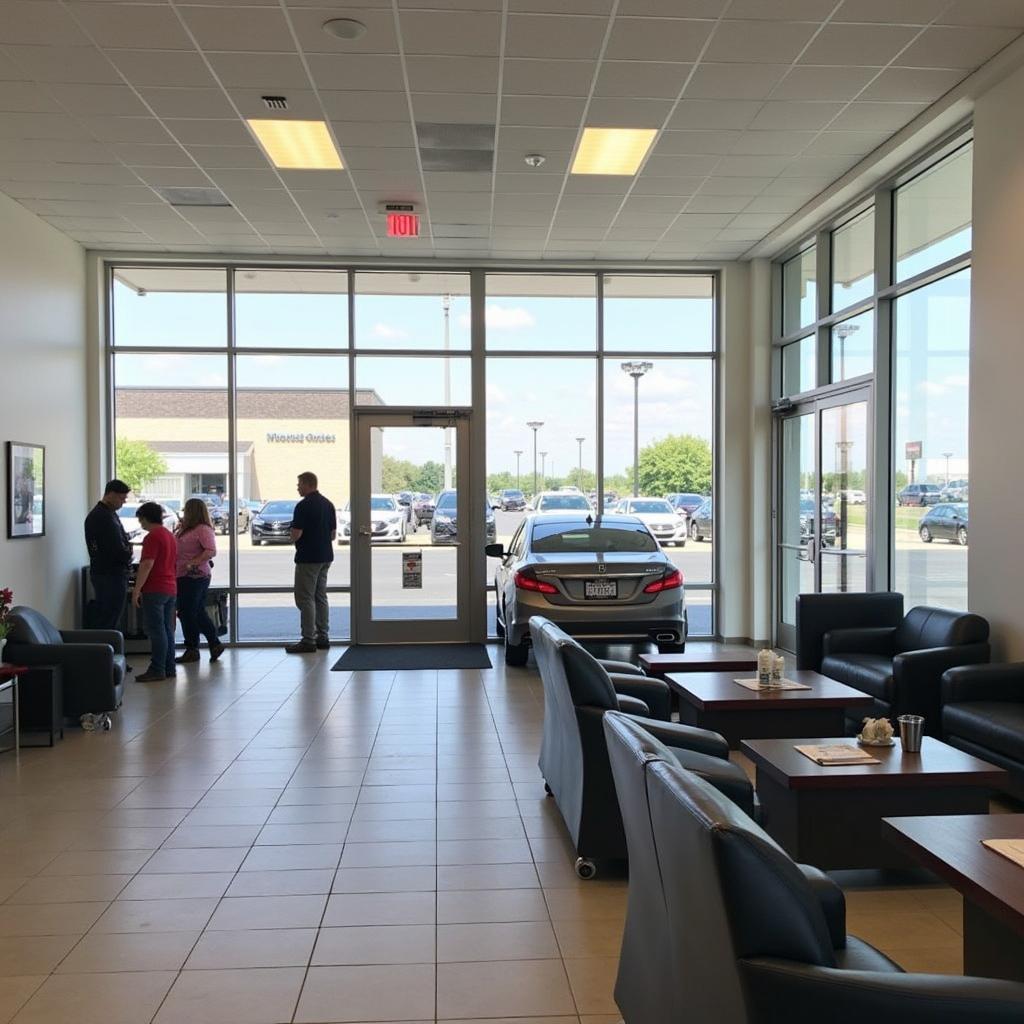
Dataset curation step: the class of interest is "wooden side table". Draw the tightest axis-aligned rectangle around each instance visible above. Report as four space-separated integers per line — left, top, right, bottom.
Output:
0 664 22 755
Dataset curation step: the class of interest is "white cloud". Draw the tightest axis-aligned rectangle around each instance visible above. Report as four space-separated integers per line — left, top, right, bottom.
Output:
372 322 408 340
460 304 537 331
918 380 947 396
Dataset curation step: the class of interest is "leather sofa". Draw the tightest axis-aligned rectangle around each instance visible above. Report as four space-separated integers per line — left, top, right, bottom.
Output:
607 710 1024 1024
796 593 990 734
942 663 1024 799
5 606 125 722
531 616 754 877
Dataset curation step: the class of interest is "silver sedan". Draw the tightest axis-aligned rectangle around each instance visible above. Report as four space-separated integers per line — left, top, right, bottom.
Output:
488 513 687 666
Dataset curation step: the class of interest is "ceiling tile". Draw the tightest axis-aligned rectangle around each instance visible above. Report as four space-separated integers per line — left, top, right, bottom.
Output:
643 152 718 175
207 168 282 190
71 3 196 50
937 0 1024 27
761 175 833 195
47 83 151 117
859 67 966 101
321 92 409 122
183 145 271 168
332 122 416 148
828 101 926 130
0 82 63 114
801 129 890 154
113 143 196 168
413 93 496 122
341 146 419 171
205 52 311 88
502 59 596 96
586 97 674 126
106 50 219 88
748 101 845 130
667 100 760 130
399 10 501 55
703 21 819 64
505 15 608 59
800 24 918 65
629 171 706 192
894 25 1020 68
604 18 714 62
713 154 791 176
405 56 498 93
306 53 404 91
140 88 237 119
226 88 325 119
726 0 836 16
177 6 293 51
683 194 751 213
163 119 254 147
729 130 817 154
684 62 788 100
13 139 119 163
287 8 400 54
133 167 216 188
835 0 947 22
698 176 772 195
493 171 563 193
742 194 804 213
780 154 860 177
654 130 739 154
3 44 123 83
78 116 176 145
770 66 878 101
593 61 691 98
494 148 570 172
0 2 93 46
501 95 587 126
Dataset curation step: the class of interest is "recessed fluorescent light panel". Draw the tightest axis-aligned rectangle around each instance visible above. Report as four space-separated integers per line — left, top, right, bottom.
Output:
570 128 657 176
246 119 343 170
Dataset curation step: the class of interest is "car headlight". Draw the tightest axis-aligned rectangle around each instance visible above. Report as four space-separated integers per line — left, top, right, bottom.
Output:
435 514 452 524
387 515 402 524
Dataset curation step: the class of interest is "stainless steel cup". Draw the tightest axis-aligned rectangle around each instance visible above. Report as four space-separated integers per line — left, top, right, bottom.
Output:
897 714 924 753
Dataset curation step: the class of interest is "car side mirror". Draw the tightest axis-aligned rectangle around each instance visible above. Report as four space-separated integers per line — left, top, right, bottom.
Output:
485 543 504 559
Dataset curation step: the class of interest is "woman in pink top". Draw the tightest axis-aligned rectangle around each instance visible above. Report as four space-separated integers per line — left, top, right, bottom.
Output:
174 498 223 663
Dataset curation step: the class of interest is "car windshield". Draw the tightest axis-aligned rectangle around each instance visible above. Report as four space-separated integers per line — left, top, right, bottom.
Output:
371 497 397 511
538 495 591 510
922 484 941 492
261 501 296 515
630 500 673 514
436 492 456 511
502 490 523 498
531 522 658 554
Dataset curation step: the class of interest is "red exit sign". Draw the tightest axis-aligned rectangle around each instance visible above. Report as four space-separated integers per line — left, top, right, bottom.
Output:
386 212 419 237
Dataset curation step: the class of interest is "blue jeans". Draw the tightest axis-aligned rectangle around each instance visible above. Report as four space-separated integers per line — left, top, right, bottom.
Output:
141 592 176 676
176 575 218 650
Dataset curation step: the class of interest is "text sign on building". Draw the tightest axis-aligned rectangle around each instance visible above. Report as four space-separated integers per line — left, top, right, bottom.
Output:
386 212 420 238
266 432 337 444
905 441 922 460
402 550 423 589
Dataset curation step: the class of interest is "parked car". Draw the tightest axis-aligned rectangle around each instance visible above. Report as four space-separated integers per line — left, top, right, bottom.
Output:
395 491 415 523
614 497 686 547
664 492 706 518
919 503 968 545
430 490 497 546
338 495 407 544
799 497 837 546
897 483 942 506
689 497 713 542
250 499 297 546
187 493 250 534
411 493 435 528
490 513 686 666
533 491 593 514
118 503 178 544
837 489 866 505
940 479 969 502
498 489 526 511
602 494 619 510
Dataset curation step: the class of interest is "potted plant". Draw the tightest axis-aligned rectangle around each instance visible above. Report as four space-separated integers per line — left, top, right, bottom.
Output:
0 588 12 663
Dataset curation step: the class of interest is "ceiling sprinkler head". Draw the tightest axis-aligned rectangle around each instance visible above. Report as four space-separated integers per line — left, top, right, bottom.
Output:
524 153 546 168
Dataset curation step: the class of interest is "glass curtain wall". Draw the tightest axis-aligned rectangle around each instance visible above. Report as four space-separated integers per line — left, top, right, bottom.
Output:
111 266 718 641
773 138 972 619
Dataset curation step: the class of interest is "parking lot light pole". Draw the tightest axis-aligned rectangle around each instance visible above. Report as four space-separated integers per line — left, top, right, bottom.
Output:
621 361 653 497
540 451 548 490
576 437 585 490
526 421 543 497
942 451 953 486
514 450 523 492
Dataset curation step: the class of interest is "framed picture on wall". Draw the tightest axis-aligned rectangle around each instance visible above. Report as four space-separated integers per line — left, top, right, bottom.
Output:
6 442 45 539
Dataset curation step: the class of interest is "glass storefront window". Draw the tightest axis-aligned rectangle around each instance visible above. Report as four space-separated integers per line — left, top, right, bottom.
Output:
782 336 815 395
603 275 714 353
893 269 970 610
782 245 817 335
831 208 874 311
112 268 226 348
354 272 470 350
485 274 596 351
895 144 972 282
235 270 348 349
831 310 874 382
355 355 471 407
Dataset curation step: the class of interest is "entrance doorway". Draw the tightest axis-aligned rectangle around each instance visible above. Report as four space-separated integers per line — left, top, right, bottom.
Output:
352 410 474 644
776 387 873 650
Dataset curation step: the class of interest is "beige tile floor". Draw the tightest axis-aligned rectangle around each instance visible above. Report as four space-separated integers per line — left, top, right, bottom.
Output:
0 646 976 1022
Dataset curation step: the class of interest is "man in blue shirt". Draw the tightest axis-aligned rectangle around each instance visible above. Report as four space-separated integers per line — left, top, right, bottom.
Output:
286 471 337 654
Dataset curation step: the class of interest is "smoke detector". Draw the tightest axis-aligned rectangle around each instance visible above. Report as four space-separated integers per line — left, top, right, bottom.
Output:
323 17 367 40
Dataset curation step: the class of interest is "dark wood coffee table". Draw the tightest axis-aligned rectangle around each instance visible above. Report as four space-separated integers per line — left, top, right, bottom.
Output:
639 648 757 679
740 736 1005 870
667 670 872 748
884 814 1024 982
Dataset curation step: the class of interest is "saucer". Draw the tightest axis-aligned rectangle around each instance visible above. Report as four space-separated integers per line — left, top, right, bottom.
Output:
856 735 895 747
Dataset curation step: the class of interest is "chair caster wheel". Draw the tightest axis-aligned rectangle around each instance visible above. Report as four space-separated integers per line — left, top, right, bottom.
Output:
101 714 112 731
544 782 552 796
574 857 597 880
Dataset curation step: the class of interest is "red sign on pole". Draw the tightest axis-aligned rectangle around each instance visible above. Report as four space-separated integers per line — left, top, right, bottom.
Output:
386 212 419 237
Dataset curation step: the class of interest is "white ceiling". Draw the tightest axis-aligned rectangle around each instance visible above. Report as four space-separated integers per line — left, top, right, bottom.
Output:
1 0 1020 262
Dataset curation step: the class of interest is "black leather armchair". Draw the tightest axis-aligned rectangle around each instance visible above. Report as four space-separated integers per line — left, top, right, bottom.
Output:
5 606 125 722
531 615 754 877
632 726 1024 1024
942 663 1024 799
797 593 990 734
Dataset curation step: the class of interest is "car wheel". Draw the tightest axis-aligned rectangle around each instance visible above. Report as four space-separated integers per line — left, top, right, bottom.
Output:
495 597 506 638
251 535 261 546
957 526 968 546
919 525 932 543
504 632 529 667
689 521 700 541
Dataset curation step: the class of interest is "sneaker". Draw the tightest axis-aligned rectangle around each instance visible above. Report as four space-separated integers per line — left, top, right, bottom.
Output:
136 671 166 682
285 641 317 654
316 638 331 650
209 642 225 662
175 649 200 664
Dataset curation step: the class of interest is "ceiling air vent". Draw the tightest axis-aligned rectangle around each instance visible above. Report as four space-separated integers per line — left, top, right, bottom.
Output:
416 122 494 174
261 95 288 110
155 187 232 208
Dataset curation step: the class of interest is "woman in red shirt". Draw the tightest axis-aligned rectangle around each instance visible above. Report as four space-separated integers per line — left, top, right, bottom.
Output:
131 502 177 682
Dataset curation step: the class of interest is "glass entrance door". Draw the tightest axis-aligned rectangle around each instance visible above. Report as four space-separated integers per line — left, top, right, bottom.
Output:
352 411 472 643
776 388 872 650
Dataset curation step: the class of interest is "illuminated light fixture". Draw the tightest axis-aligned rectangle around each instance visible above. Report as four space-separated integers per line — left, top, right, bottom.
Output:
246 119 343 170
570 127 657 175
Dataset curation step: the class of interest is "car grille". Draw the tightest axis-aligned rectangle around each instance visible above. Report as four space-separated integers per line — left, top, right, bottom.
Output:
372 521 388 533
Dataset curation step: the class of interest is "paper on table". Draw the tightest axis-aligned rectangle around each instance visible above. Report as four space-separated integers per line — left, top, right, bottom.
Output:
734 678 812 691
982 838 1024 869
794 744 881 766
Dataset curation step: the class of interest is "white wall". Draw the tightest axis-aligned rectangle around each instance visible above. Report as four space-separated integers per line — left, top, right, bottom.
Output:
0 194 87 625
969 63 1024 659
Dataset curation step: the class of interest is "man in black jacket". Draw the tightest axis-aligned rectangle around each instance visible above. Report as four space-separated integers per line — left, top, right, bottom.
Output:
84 479 133 630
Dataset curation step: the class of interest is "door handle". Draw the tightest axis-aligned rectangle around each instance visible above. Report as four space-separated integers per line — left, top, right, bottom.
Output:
358 529 373 537
806 538 817 564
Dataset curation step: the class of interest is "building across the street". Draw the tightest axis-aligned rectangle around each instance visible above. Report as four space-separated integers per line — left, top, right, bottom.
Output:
114 387 383 505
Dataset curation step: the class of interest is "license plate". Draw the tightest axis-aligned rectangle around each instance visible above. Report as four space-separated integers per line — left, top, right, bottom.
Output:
584 580 618 599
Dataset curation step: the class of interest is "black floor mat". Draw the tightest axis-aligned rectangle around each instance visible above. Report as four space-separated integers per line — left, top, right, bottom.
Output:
332 644 492 671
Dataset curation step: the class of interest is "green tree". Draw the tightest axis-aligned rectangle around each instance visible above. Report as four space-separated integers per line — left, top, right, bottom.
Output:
115 437 167 496
636 434 712 496
380 455 417 493
411 460 445 494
